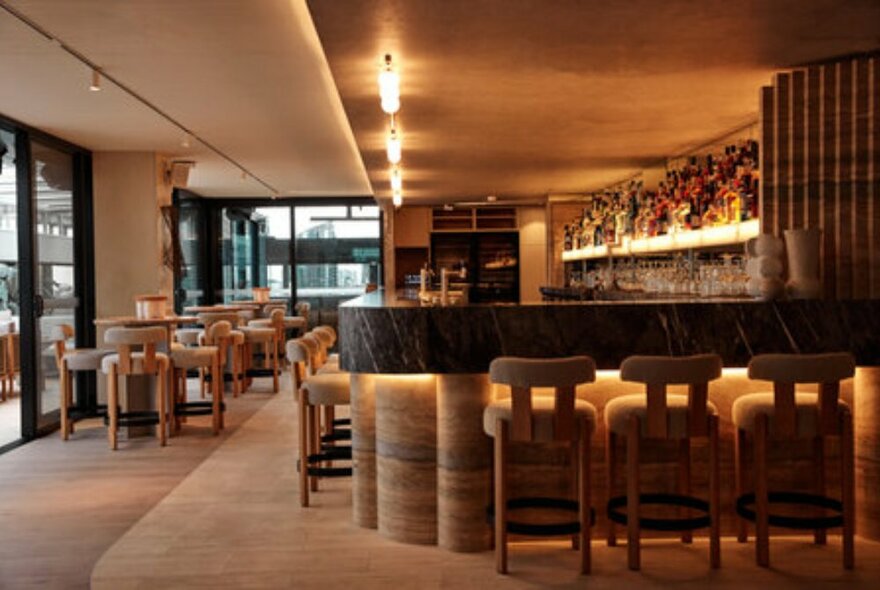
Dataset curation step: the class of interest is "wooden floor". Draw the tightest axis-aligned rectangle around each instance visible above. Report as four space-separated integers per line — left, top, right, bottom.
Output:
0 378 273 590
85 374 880 590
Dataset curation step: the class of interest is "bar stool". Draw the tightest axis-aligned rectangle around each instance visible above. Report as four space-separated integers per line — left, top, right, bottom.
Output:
101 326 170 450
170 321 228 436
604 354 722 571
249 308 307 366
312 326 339 369
52 324 113 440
196 312 244 397
484 356 597 575
239 322 279 393
288 338 352 507
732 353 856 569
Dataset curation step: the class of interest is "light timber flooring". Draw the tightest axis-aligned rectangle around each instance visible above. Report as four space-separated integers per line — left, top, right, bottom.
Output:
88 373 880 589
0 377 274 589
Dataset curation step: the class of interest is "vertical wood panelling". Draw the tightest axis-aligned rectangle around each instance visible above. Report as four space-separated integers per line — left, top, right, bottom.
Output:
854 59 871 298
775 73 791 235
791 70 806 229
759 86 775 233
871 58 880 298
806 67 822 229
820 64 838 298
837 62 854 299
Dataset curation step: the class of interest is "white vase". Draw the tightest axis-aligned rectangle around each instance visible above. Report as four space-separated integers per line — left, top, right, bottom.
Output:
784 228 822 299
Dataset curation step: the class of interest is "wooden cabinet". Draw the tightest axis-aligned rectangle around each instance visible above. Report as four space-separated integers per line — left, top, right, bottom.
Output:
394 206 430 247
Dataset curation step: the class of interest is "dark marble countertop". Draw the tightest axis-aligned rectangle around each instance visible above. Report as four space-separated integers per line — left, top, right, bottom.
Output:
338 289 880 373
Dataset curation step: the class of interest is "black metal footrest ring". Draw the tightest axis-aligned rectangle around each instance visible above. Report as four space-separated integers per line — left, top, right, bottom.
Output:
245 368 276 378
607 493 712 531
303 447 352 477
103 410 160 428
332 418 351 426
486 497 595 536
735 492 844 530
321 429 351 443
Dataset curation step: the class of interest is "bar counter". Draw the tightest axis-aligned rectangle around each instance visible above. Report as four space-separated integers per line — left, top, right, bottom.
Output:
337 290 880 552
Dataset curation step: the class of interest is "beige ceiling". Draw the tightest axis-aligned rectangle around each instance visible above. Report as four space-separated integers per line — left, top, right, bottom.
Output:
308 0 880 204
0 0 371 198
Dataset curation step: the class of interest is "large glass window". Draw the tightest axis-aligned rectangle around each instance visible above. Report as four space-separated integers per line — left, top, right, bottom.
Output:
294 204 381 328
255 207 291 300
0 129 19 446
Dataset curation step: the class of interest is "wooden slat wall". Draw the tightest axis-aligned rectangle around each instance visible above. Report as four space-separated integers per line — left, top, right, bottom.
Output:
760 55 879 299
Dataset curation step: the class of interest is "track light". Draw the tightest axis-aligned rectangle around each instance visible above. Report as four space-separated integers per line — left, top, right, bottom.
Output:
386 128 402 164
181 134 191 148
89 69 101 92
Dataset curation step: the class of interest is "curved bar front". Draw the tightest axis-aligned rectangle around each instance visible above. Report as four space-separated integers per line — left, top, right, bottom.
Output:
340 290 880 551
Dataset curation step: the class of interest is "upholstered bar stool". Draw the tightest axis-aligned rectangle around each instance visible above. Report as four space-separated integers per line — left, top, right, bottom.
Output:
485 356 597 575
604 354 722 571
51 324 113 440
196 312 244 397
249 308 307 366
101 326 170 450
288 338 352 507
733 353 856 569
312 326 339 369
170 321 228 436
239 322 279 393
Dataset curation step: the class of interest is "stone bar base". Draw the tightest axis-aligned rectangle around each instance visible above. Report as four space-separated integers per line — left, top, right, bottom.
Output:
351 374 377 529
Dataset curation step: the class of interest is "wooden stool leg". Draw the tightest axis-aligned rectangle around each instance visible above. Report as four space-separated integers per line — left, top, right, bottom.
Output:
299 390 310 507
494 419 508 574
606 429 617 547
813 435 827 545
735 427 748 542
627 415 640 571
678 438 692 544
309 404 319 492
158 363 167 447
199 368 206 399
108 366 118 451
211 357 221 435
60 365 70 441
579 419 591 575
755 413 770 567
841 412 855 569
272 338 279 393
233 346 241 397
487 437 495 550
709 414 721 569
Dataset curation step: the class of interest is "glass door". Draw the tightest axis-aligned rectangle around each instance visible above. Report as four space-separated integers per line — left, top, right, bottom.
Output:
29 140 78 428
0 128 21 446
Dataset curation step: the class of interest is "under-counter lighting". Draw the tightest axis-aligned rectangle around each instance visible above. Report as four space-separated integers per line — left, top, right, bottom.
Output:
89 69 101 92
378 54 400 114
386 127 402 164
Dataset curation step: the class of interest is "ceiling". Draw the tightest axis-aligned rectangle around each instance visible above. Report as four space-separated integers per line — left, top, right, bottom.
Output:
308 0 880 204
0 0 371 198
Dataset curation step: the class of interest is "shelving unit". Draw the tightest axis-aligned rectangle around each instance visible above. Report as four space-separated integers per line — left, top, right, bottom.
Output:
432 207 518 232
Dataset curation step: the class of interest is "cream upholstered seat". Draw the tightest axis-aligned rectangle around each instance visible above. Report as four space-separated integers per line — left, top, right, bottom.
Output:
606 354 723 571
240 325 274 342
484 396 596 440
486 356 597 575
732 392 849 437
101 326 170 450
301 372 350 406
734 352 856 569
605 394 719 438
174 327 202 346
170 346 218 369
51 324 114 440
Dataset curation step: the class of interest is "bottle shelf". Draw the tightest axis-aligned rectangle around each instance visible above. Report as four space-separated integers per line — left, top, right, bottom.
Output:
562 218 760 261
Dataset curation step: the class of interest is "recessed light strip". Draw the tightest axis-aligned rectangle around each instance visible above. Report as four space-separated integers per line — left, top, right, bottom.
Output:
0 0 277 196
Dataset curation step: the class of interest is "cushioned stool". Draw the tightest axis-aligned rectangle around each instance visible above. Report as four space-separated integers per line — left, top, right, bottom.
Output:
170 321 228 436
249 308 306 366
101 326 170 450
52 324 113 440
733 353 855 569
485 356 597 575
197 312 245 397
288 338 351 507
239 324 279 393
605 354 722 570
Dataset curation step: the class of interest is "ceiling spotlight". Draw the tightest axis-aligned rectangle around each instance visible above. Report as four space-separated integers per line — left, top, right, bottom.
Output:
389 166 402 191
181 134 191 148
240 170 247 181
89 69 101 92
487 194 497 202
392 189 403 208
386 128 401 164
378 54 400 114
270 191 278 200
442 203 454 211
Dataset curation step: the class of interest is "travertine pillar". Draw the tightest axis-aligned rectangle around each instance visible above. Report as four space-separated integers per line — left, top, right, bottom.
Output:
351 373 377 528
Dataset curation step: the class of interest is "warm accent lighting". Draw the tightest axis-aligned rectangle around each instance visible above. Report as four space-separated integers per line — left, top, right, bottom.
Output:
392 189 403 208
89 69 101 92
390 166 402 191
386 128 402 164
378 54 400 114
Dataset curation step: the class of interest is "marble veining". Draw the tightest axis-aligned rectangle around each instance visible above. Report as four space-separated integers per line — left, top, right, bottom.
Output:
339 290 880 373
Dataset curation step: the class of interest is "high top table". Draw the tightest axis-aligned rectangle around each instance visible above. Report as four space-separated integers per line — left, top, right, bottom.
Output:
338 289 880 551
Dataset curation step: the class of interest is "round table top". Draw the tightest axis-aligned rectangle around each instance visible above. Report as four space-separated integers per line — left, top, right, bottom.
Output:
94 315 198 327
231 300 288 307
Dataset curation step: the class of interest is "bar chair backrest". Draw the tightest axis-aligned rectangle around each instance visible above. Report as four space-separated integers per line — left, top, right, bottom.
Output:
300 333 323 374
748 353 855 437
286 338 310 390
103 326 167 375
489 356 596 442
51 324 75 370
620 354 723 438
314 325 337 348
198 311 240 328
